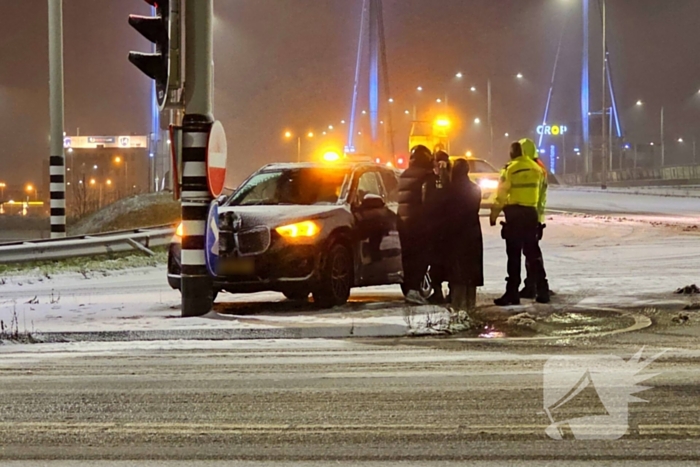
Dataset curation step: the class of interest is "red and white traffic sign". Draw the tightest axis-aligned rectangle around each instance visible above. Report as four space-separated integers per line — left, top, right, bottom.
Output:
206 120 228 197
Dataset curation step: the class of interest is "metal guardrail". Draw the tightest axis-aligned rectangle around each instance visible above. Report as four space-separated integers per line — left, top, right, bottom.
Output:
0 224 176 264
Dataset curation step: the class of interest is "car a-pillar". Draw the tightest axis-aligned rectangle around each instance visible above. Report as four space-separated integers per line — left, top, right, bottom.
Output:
180 115 214 317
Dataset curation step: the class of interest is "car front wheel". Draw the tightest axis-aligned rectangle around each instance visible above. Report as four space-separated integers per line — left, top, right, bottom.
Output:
313 243 352 308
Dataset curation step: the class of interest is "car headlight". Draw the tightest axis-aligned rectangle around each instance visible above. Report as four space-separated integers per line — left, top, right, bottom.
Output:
176 222 183 237
479 178 499 190
275 221 320 238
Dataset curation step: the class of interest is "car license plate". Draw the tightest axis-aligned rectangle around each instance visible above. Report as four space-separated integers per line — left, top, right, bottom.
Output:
219 258 255 275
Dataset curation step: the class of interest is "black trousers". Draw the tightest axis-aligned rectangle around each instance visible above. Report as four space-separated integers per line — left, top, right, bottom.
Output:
524 236 548 291
502 205 547 292
399 229 430 292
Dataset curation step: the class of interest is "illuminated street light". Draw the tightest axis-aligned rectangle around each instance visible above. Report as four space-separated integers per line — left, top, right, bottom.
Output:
436 98 442 103
328 125 334 130
322 132 327 136
284 131 293 138
340 120 346 124
307 132 314 138
516 73 524 79
636 100 643 106
404 110 410 115
470 86 477 92
455 72 463 79
93 165 98 170
416 86 423 92
114 156 122 164
388 98 394 103
67 148 74 153
466 151 473 157
90 178 97 186
361 110 367 115
106 179 113 186
678 138 684 143
474 118 481 124
505 133 510 138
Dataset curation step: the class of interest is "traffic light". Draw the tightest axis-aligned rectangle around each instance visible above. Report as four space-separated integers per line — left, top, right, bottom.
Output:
129 0 170 109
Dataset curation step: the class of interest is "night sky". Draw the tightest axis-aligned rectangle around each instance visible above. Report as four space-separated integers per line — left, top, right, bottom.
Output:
1 0 699 187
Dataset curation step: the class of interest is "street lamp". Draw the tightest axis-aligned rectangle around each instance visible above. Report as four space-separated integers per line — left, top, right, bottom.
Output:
516 73 524 79
0 182 5 201
113 155 128 194
474 118 481 124
455 72 463 79
25 184 37 201
284 131 314 163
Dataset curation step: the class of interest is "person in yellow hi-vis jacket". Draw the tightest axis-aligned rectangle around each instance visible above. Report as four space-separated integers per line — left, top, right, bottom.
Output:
489 142 549 306
519 138 550 301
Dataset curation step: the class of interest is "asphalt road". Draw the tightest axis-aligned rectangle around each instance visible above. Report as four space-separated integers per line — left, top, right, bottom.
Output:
548 187 700 218
1 337 700 464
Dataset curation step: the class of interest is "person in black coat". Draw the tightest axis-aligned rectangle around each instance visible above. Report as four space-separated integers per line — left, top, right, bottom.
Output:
425 150 453 303
445 158 484 311
398 145 435 304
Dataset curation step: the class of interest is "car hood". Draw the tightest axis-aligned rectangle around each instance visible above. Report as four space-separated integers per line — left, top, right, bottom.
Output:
218 204 348 228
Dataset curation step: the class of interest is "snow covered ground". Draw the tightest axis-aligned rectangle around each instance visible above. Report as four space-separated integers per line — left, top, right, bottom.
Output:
1 208 698 337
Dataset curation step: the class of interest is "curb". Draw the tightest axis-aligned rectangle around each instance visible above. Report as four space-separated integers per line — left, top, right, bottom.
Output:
30 323 409 343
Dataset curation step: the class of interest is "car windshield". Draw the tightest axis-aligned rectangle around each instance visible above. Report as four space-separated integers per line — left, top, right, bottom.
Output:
468 160 498 173
229 168 350 206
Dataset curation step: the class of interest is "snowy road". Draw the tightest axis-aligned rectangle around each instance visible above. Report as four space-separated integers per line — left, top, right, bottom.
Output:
549 187 700 219
1 339 699 462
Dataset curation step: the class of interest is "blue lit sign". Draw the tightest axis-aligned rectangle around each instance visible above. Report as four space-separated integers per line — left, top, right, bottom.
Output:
549 145 557 174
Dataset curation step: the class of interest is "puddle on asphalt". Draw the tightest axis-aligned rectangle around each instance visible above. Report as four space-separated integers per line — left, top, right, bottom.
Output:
467 309 637 339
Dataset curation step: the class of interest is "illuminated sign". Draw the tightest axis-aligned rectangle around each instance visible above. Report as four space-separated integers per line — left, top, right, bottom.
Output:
549 145 556 174
88 136 116 144
537 125 568 136
61 136 148 149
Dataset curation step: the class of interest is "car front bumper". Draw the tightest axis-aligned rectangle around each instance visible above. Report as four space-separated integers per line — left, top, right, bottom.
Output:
166 238 324 294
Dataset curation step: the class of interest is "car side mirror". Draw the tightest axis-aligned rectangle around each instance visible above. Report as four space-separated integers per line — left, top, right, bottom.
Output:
361 193 385 210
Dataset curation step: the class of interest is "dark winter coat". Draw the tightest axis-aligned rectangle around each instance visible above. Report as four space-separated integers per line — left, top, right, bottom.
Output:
444 165 484 287
397 152 435 231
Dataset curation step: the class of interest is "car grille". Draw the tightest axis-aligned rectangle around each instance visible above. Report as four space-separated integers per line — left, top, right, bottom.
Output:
236 227 271 257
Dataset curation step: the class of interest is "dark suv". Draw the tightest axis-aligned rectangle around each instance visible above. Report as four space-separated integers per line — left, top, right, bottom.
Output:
167 161 430 307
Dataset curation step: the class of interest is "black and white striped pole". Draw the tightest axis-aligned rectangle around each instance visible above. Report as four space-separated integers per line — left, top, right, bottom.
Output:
180 0 215 317
48 0 66 238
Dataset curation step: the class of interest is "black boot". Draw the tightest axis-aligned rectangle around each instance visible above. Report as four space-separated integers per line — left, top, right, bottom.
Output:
519 279 537 300
536 280 551 304
494 279 520 307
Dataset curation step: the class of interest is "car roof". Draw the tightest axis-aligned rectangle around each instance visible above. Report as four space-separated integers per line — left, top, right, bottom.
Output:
260 161 386 171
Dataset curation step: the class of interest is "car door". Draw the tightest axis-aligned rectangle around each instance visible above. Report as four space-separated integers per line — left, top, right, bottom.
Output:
351 169 402 286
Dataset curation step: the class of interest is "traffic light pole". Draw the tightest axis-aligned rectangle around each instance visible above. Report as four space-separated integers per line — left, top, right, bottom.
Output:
48 0 67 238
180 0 214 317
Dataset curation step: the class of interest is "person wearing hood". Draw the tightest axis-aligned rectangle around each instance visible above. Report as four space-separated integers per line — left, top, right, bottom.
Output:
490 142 548 306
519 138 550 302
398 145 436 304
444 158 484 311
